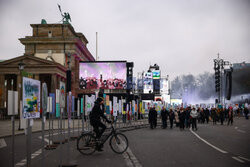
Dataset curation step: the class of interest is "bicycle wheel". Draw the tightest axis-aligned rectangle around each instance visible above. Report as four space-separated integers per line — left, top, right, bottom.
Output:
77 133 96 155
109 133 128 154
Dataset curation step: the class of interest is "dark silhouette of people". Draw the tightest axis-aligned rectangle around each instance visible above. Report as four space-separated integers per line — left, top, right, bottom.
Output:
149 106 157 129
160 107 168 129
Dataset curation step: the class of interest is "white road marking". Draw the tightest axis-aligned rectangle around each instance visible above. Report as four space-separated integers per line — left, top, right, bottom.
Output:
232 156 245 163
16 163 26 166
16 159 27 166
238 156 250 162
190 128 250 164
237 129 246 133
234 126 246 133
190 128 228 154
38 136 49 143
115 135 142 167
123 152 134 167
0 138 7 148
15 149 42 167
15 130 74 167
125 147 142 167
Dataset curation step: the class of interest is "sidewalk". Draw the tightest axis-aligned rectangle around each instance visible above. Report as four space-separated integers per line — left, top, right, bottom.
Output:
0 118 148 138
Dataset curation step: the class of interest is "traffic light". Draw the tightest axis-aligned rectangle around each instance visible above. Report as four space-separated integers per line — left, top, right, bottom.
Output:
214 65 220 92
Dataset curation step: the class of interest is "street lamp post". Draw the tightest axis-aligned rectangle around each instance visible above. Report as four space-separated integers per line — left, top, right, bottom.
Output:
18 61 25 130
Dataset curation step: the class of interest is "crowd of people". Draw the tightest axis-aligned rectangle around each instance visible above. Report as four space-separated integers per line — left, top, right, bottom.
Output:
79 77 126 89
148 105 249 131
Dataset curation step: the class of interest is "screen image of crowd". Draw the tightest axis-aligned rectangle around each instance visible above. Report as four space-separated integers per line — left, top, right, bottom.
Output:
79 62 127 90
79 77 127 89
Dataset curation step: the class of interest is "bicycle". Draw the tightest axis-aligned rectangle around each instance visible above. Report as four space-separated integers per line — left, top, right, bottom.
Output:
77 122 128 155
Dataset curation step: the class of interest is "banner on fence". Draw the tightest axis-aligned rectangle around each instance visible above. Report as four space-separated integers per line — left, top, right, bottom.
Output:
8 90 18 115
59 81 65 108
113 96 118 116
85 95 95 115
81 98 83 114
119 100 122 114
49 93 55 114
22 77 40 119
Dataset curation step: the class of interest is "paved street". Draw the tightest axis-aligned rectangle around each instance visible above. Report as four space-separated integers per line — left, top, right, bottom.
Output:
125 117 250 167
0 117 249 167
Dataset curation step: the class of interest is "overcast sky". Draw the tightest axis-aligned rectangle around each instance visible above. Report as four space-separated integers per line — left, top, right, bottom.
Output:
0 0 249 80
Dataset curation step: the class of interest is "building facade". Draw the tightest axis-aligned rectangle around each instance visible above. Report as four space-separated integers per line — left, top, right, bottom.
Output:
0 23 95 118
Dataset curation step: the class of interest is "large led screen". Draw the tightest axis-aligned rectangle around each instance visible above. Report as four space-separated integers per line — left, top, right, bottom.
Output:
79 62 127 89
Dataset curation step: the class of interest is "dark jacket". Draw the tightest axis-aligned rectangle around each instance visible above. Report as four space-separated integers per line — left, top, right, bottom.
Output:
161 109 168 120
204 109 210 117
185 110 191 120
169 111 175 120
149 108 157 122
89 102 108 123
178 111 185 121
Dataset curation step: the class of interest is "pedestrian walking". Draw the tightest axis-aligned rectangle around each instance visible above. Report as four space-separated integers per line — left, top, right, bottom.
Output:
211 108 217 125
179 108 185 130
175 109 180 127
236 107 240 117
190 107 198 131
149 106 157 129
243 107 249 120
200 108 205 124
185 107 191 128
160 106 168 129
197 108 201 123
227 107 234 125
218 108 224 125
204 108 210 124
169 109 175 129
224 108 229 122
153 106 158 128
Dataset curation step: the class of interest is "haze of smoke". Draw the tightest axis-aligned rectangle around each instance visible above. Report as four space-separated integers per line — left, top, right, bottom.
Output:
171 70 250 105
229 93 250 104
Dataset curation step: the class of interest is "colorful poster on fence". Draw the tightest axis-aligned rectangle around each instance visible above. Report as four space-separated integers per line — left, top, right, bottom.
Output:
60 81 65 108
77 99 80 117
113 96 117 116
122 101 125 115
72 96 75 113
110 101 113 115
135 101 138 113
67 92 72 119
22 77 40 119
105 95 110 114
56 89 60 103
106 95 109 106
119 100 122 114
140 102 142 114
8 90 18 115
42 83 48 115
47 97 52 113
132 100 135 114
85 95 95 115
49 93 55 114
56 103 60 117
81 98 83 114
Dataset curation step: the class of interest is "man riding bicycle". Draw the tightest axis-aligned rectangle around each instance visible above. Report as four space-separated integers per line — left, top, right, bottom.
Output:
89 97 111 151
